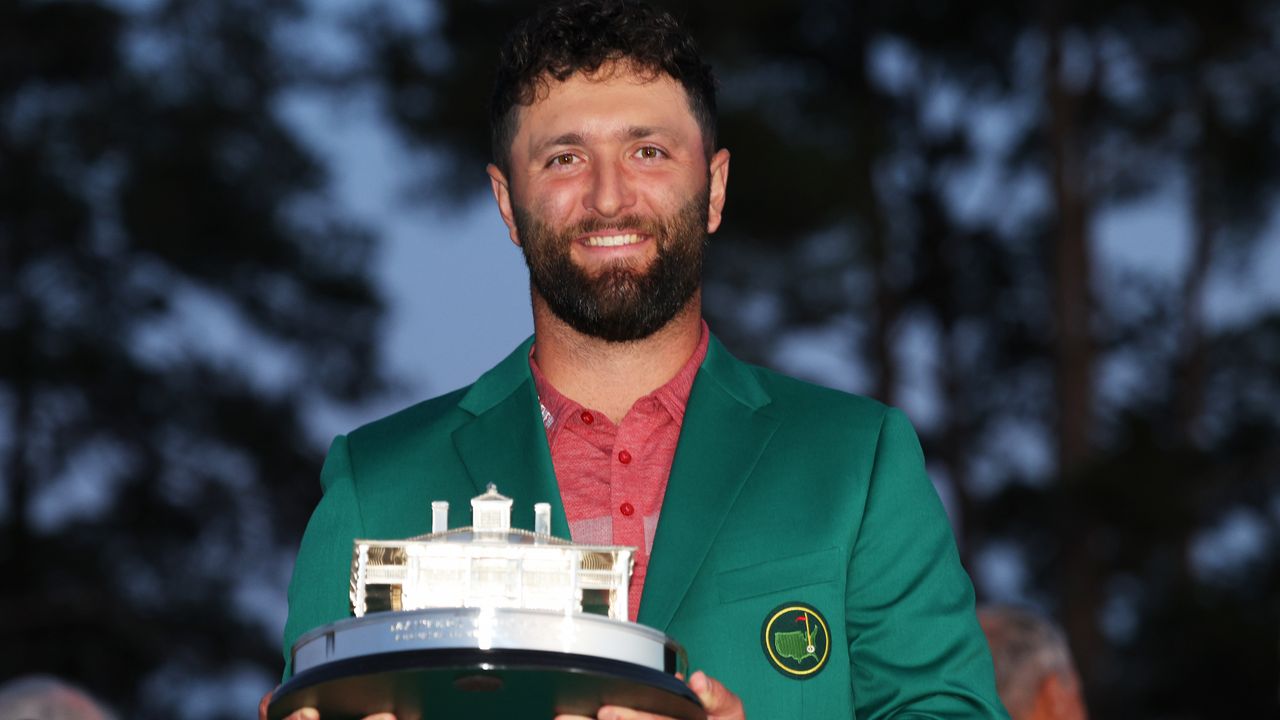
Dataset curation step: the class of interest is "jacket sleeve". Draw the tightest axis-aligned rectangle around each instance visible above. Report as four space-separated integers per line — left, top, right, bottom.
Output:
845 408 1009 719
281 435 366 679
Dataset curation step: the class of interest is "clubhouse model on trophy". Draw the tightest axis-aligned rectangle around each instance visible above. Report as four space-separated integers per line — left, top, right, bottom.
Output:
268 485 705 719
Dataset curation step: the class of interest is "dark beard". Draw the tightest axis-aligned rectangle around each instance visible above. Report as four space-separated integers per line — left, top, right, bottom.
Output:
514 191 708 342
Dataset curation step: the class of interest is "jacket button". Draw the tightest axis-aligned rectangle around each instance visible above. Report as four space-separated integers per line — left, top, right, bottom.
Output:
620 502 635 516
580 411 594 425
618 449 632 464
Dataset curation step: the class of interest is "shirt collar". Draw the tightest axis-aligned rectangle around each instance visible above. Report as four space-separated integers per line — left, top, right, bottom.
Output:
530 320 710 439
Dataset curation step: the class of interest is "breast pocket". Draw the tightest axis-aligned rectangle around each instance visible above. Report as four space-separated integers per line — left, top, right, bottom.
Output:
715 546 842 604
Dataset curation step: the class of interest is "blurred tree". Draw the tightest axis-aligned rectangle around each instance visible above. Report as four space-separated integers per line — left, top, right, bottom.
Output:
356 0 1279 716
0 0 383 717
1023 0 1280 713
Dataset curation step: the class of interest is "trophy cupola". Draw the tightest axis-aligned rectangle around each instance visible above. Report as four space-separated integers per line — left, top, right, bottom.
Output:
471 483 513 534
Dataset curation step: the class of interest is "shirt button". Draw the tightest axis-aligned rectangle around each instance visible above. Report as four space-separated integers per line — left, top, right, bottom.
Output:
618 449 632 464
620 502 635 516
580 411 594 425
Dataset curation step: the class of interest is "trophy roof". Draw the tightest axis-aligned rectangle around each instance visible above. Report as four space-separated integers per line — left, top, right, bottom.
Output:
407 526 571 545
473 483 511 503
353 527 635 555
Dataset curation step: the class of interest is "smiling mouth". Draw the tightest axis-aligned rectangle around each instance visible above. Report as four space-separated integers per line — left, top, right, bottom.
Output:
583 233 646 247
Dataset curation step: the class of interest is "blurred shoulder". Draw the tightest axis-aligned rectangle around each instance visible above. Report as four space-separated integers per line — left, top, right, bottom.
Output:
706 342 895 435
344 385 472 456
753 363 890 423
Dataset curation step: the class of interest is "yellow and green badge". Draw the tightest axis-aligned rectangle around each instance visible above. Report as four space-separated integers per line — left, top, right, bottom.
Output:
761 602 830 679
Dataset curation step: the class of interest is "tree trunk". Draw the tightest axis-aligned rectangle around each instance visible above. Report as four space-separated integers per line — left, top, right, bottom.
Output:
1044 0 1101 693
941 324 977 570
4 314 33 577
1175 86 1214 446
1046 29 1095 477
845 5 898 406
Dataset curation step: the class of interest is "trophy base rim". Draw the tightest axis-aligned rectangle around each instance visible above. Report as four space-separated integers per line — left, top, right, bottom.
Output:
269 646 705 720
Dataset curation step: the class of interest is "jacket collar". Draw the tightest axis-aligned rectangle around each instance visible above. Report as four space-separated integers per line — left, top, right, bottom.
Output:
451 336 570 537
457 335 538 417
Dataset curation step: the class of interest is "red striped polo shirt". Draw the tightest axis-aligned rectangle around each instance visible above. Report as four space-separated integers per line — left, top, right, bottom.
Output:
530 323 709 621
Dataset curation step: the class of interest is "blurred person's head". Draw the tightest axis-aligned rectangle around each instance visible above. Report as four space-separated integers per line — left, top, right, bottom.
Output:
0 676 116 720
978 605 1087 720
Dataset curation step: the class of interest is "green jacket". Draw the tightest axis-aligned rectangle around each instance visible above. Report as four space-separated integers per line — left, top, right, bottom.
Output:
283 335 1008 719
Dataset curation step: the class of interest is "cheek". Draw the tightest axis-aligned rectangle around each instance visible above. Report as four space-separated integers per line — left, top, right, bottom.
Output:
645 166 707 205
522 182 582 224
542 191 578 217
529 169 585 199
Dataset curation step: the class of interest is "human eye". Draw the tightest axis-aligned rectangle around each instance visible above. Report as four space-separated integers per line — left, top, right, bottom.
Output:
546 152 580 168
633 146 666 160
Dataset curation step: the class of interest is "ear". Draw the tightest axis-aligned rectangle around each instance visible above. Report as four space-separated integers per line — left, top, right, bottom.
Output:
706 148 730 234
487 163 521 246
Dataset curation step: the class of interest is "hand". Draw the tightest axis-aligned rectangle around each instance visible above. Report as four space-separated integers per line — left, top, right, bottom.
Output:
555 670 745 720
258 689 396 720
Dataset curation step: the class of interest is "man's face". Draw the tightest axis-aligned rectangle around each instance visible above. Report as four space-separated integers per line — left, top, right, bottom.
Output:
488 63 730 342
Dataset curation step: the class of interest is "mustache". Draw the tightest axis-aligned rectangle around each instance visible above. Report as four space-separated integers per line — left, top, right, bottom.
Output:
562 214 670 239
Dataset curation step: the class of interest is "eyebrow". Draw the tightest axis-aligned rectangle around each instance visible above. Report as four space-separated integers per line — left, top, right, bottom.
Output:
531 126 677 157
623 125 668 140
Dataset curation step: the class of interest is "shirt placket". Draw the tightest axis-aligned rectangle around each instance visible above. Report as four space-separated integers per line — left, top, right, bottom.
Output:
618 405 660 621
611 418 641 546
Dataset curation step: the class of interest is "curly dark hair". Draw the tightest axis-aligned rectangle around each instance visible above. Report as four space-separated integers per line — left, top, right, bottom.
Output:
489 0 717 174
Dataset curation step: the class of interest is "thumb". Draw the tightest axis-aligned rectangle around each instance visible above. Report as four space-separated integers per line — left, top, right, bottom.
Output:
688 671 739 715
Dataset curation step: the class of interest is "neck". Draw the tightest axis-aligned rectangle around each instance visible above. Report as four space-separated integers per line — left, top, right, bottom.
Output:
531 290 703 423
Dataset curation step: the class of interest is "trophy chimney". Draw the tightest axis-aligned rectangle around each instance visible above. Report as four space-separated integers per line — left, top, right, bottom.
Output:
431 501 449 533
534 503 551 536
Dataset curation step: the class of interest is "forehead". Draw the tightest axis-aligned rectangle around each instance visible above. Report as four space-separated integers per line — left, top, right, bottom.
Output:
512 66 701 151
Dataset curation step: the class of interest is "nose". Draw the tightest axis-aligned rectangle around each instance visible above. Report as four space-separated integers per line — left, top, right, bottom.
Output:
583 157 636 218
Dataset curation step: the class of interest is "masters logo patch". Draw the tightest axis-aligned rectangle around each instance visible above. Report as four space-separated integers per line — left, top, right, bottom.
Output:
761 602 830 679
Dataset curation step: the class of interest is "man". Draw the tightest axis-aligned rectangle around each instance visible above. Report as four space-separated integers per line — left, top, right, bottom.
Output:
275 1 1007 718
978 605 1088 720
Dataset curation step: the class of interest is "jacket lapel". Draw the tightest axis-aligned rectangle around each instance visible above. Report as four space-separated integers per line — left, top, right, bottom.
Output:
638 336 780 631
451 337 571 539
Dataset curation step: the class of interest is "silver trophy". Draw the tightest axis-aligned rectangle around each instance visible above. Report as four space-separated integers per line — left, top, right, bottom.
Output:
268 485 704 719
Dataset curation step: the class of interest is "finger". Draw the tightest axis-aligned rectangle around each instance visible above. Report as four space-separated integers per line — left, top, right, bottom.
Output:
688 671 745 718
360 715 397 720
689 670 721 706
257 689 273 720
688 670 713 704
283 710 319 720
595 707 673 720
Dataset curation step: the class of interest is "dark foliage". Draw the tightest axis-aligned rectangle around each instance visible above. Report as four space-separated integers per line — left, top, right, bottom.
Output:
1 0 384 717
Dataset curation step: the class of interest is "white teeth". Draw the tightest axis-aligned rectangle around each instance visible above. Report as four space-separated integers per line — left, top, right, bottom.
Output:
585 234 641 247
